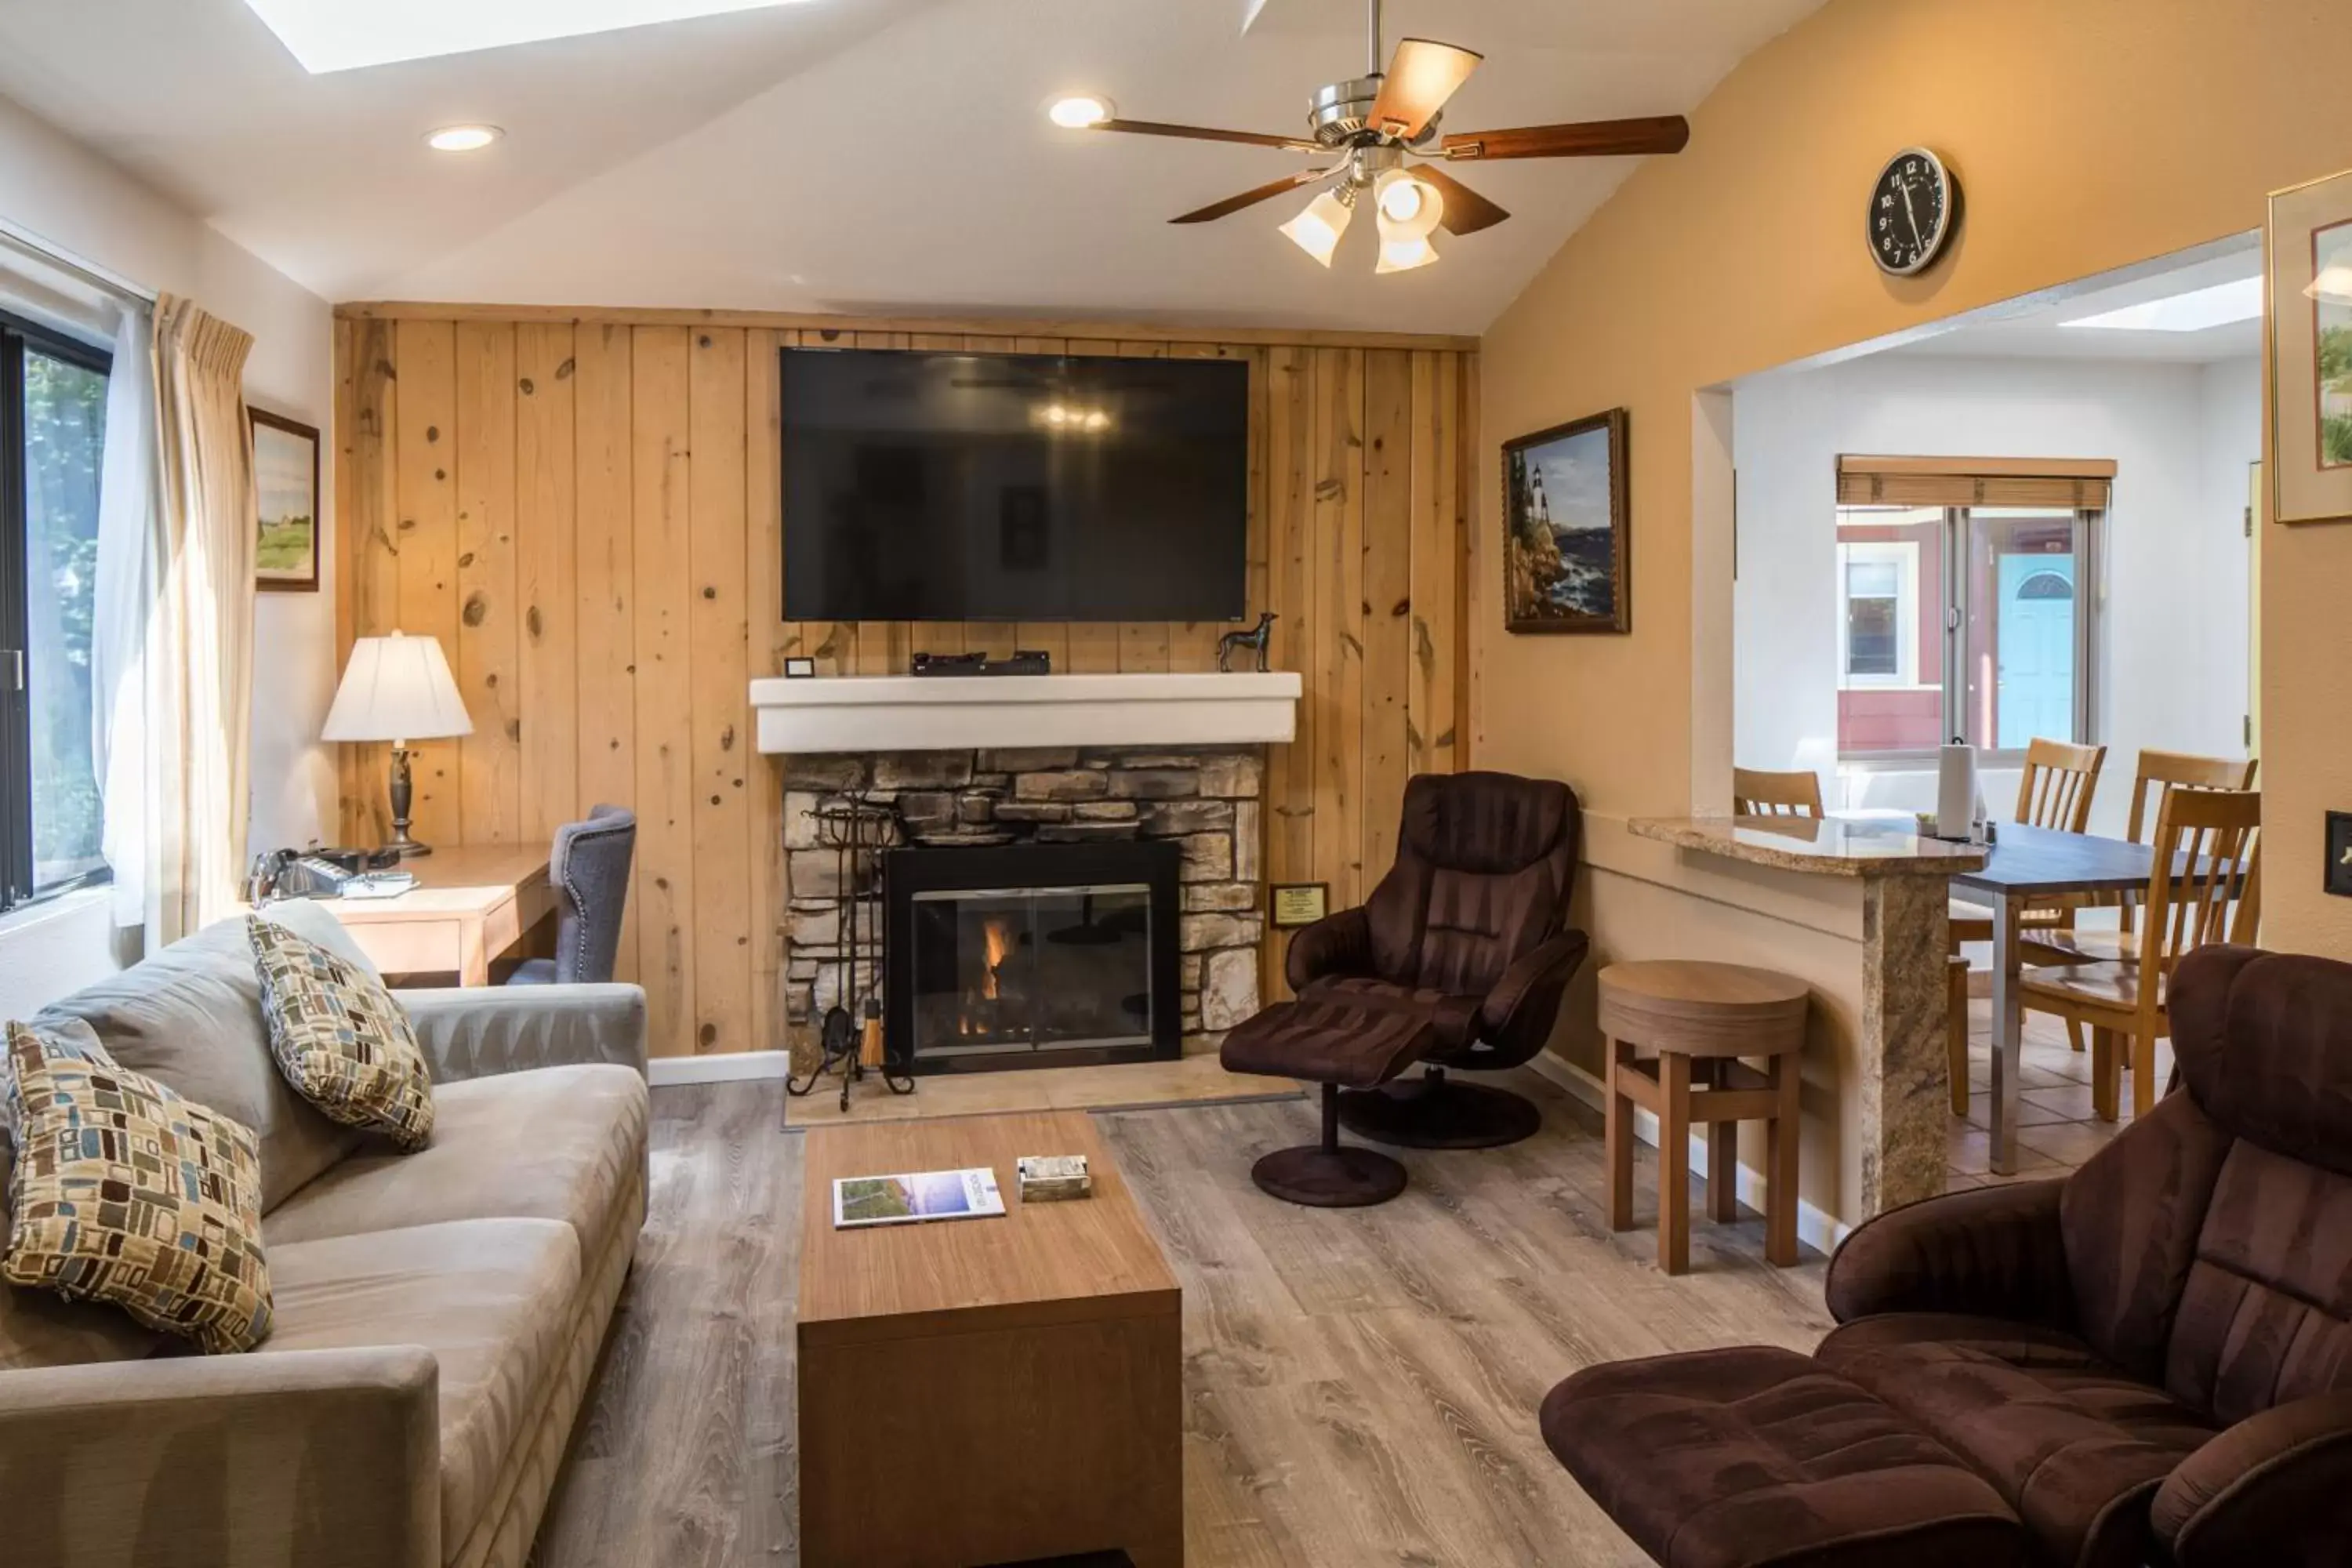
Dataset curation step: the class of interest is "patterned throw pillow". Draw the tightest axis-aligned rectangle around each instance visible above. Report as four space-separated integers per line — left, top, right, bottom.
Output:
3 1020 273 1353
248 918 435 1151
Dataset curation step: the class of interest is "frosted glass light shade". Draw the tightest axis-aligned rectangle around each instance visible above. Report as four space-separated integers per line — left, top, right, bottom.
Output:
1374 170 1443 238
323 632 473 745
1376 236 1439 274
1279 191 1354 267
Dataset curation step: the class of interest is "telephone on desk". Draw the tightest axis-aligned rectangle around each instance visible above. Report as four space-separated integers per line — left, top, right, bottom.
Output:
249 846 411 903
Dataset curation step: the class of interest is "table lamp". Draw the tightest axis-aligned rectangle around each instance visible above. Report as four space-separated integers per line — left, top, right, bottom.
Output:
323 630 473 858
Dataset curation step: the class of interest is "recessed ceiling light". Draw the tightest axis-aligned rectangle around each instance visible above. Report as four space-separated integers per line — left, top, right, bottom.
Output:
2060 275 2263 333
1047 94 1114 129
426 124 503 153
241 0 816 74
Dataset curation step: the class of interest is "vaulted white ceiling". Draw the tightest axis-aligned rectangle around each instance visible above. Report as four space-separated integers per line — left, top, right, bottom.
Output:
0 0 1823 333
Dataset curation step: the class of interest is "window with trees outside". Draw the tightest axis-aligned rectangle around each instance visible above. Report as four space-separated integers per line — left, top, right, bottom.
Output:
1 310 111 908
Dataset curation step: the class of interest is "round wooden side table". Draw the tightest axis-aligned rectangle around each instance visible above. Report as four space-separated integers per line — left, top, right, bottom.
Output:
1596 960 1810 1275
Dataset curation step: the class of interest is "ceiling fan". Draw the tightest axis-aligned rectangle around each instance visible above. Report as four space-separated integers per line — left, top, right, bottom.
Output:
1055 0 1690 273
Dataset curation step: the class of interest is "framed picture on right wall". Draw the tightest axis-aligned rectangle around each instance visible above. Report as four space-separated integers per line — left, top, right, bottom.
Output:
2268 166 2352 524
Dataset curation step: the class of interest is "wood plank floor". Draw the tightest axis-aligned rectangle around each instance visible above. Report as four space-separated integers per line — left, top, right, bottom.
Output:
532 1069 1835 1567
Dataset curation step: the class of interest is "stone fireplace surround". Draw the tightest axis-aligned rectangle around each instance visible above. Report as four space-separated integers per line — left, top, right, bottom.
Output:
782 744 1266 1064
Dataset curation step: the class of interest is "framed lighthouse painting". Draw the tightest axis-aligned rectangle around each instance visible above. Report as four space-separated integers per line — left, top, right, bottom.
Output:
1502 408 1629 633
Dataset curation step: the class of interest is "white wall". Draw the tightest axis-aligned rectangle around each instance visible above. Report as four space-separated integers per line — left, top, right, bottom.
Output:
0 90 334 1003
1733 350 2258 840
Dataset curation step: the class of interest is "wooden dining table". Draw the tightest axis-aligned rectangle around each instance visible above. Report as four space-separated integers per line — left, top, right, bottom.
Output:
1949 822 2162 1174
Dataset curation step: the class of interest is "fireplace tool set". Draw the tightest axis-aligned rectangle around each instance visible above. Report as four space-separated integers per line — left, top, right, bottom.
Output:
786 794 915 1116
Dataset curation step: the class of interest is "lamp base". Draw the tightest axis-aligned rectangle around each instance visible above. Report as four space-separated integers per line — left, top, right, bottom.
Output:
384 746 433 858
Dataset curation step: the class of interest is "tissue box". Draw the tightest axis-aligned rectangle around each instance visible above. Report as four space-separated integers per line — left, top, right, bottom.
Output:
1017 1154 1092 1202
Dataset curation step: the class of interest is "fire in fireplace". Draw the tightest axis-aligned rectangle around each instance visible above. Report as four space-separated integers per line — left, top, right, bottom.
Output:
886 841 1181 1073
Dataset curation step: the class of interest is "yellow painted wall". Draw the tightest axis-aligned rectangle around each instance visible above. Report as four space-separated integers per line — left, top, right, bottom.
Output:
1476 0 2352 959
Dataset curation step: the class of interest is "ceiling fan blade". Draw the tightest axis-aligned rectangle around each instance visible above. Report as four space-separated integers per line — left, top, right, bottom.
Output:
1367 38 1483 141
1439 115 1690 161
1097 118 1323 153
1171 167 1338 225
1411 165 1511 236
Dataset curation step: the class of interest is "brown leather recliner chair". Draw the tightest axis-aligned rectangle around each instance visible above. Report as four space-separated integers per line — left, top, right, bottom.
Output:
1541 944 2352 1568
1287 770 1588 1149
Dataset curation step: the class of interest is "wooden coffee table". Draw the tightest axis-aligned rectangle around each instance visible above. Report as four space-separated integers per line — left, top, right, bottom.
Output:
796 1111 1183 1568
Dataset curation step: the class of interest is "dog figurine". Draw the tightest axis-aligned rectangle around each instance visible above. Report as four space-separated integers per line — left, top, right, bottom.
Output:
1217 612 1277 673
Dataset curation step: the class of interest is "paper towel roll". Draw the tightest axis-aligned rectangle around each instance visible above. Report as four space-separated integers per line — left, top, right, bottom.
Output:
1936 743 1978 840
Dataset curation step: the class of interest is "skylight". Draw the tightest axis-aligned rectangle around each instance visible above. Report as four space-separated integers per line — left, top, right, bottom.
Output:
2060 275 2263 333
241 0 813 74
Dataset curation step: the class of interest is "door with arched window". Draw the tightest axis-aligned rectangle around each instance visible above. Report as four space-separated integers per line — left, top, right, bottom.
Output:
1995 556 2077 747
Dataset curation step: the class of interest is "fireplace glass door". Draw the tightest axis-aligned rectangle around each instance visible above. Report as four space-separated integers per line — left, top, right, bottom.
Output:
909 882 1156 1060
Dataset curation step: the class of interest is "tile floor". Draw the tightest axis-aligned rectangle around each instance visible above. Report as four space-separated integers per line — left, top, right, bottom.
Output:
1947 1000 2173 1189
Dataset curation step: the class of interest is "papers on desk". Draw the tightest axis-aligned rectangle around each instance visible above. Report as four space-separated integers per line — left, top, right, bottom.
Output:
339 870 417 899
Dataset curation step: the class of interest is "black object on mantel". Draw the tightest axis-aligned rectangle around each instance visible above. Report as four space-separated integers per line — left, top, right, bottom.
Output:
911 649 1053 677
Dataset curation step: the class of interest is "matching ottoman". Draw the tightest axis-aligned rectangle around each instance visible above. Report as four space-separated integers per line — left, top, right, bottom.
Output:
1218 995 1439 1207
1541 1346 2029 1568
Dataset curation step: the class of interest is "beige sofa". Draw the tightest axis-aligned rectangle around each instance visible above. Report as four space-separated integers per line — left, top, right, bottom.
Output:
0 903 649 1568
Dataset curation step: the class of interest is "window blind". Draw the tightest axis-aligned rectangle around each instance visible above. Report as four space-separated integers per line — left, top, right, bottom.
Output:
1836 454 2115 510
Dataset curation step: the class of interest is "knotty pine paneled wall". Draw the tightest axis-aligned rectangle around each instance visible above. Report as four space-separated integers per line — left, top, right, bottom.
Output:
333 307 1476 1058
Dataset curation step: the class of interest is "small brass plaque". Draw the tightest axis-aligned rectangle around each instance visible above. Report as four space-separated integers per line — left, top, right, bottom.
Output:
1269 883 1329 928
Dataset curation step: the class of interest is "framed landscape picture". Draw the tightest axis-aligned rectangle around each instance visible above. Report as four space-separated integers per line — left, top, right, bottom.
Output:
250 407 319 591
1503 408 1629 633
2268 167 2352 524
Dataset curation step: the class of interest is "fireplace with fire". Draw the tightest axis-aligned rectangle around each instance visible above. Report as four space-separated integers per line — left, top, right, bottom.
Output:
883 840 1183 1073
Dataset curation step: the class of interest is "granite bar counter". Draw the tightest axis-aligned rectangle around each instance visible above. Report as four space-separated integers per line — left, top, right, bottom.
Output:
1628 815 1984 1217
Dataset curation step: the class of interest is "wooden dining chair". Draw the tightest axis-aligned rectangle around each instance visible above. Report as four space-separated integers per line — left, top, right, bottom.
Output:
1950 737 2109 1052
2019 786 2261 1121
2013 737 2108 834
1732 768 1824 818
2031 749 2259 964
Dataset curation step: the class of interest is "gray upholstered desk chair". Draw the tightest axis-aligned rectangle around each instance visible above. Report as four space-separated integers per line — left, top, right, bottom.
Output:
506 804 637 985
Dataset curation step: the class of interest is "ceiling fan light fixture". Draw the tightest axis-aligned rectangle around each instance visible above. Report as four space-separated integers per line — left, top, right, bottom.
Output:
1374 169 1443 238
1047 94 1114 129
1279 189 1355 267
1377 179 1425 224
1375 235 1440 274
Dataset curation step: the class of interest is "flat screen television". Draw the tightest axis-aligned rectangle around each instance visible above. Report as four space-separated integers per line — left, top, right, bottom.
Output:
781 347 1250 623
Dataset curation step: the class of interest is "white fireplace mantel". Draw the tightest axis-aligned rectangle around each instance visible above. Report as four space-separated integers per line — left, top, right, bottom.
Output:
749 671 1301 753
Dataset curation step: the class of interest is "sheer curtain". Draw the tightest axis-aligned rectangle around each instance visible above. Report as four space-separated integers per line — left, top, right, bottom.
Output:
92 297 160 930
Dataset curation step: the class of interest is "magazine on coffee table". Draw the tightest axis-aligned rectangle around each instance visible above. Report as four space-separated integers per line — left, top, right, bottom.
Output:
832 1167 1007 1229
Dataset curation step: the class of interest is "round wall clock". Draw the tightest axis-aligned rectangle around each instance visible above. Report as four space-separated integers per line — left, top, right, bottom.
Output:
1867 147 1960 276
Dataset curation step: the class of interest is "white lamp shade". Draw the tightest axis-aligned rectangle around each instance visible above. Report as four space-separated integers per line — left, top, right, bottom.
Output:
322 632 473 744
2307 261 2352 307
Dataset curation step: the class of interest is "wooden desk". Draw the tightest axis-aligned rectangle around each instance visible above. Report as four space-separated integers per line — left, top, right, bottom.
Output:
797 1112 1182 1568
310 844 554 985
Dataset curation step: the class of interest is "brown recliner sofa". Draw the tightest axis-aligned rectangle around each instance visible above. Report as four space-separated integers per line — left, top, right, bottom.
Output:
1542 943 2352 1568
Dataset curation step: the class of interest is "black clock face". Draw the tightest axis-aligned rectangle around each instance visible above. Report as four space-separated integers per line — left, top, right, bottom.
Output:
1868 149 1955 276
